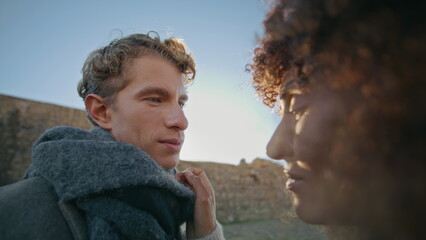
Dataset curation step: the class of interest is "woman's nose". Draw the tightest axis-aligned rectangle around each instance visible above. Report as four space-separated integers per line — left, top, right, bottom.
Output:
266 112 296 160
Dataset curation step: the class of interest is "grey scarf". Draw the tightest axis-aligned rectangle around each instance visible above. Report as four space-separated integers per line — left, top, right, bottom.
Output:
24 126 195 240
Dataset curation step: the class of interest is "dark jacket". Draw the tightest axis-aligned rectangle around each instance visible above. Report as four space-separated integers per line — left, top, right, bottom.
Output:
0 126 224 240
0 177 88 240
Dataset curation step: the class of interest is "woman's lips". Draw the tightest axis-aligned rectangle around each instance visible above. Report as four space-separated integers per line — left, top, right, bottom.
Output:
286 178 304 192
285 168 305 192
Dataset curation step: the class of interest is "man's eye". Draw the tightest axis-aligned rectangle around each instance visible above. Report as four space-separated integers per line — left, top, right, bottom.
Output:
179 101 186 108
146 97 161 103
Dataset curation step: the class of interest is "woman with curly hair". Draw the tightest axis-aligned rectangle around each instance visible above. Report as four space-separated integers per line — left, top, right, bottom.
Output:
250 0 426 239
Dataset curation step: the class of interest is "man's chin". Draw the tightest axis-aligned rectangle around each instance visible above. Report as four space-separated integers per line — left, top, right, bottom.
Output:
156 156 180 170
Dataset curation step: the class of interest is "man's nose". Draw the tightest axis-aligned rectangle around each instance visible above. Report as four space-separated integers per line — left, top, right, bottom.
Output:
165 104 188 131
266 112 296 160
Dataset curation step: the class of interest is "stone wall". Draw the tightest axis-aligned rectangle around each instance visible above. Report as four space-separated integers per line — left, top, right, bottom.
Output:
178 159 292 223
0 94 92 185
0 94 292 223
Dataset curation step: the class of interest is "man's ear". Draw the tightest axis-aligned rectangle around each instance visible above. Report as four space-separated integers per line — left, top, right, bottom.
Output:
85 94 112 130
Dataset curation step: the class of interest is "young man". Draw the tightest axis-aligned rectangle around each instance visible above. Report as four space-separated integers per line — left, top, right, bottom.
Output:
0 33 224 240
250 0 426 239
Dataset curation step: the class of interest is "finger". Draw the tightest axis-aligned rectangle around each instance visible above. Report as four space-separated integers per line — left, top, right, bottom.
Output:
182 169 217 238
182 170 211 199
186 168 214 196
175 172 192 189
175 172 183 180
175 172 186 184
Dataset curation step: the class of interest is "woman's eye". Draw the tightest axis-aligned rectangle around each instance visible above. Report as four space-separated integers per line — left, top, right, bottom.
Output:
293 107 308 120
289 94 311 120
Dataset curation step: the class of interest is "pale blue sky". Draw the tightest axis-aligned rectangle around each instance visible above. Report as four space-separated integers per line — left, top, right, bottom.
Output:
0 0 281 165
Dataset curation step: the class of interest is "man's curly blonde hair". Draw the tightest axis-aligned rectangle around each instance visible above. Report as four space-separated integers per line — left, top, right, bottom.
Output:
77 32 196 105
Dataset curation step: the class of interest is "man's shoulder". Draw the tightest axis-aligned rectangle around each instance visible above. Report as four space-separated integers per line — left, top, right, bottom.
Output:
0 177 53 198
0 177 75 240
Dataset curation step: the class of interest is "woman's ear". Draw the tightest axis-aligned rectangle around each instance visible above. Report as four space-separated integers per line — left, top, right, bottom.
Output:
84 94 112 130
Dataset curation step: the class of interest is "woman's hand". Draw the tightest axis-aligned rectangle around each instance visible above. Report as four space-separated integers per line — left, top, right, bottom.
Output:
176 168 216 238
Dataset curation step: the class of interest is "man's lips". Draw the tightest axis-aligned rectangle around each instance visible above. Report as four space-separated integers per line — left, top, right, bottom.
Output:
159 138 182 151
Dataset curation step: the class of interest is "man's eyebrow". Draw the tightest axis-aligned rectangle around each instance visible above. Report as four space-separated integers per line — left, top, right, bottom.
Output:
134 87 188 101
135 87 170 99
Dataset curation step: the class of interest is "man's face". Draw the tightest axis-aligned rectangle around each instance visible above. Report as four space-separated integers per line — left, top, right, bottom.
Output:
106 55 188 170
267 87 344 224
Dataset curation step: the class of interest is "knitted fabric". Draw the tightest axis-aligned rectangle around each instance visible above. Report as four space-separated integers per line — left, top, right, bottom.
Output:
24 126 195 240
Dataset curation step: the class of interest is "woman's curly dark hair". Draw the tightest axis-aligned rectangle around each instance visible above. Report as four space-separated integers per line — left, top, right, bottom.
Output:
251 0 426 239
251 0 426 107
